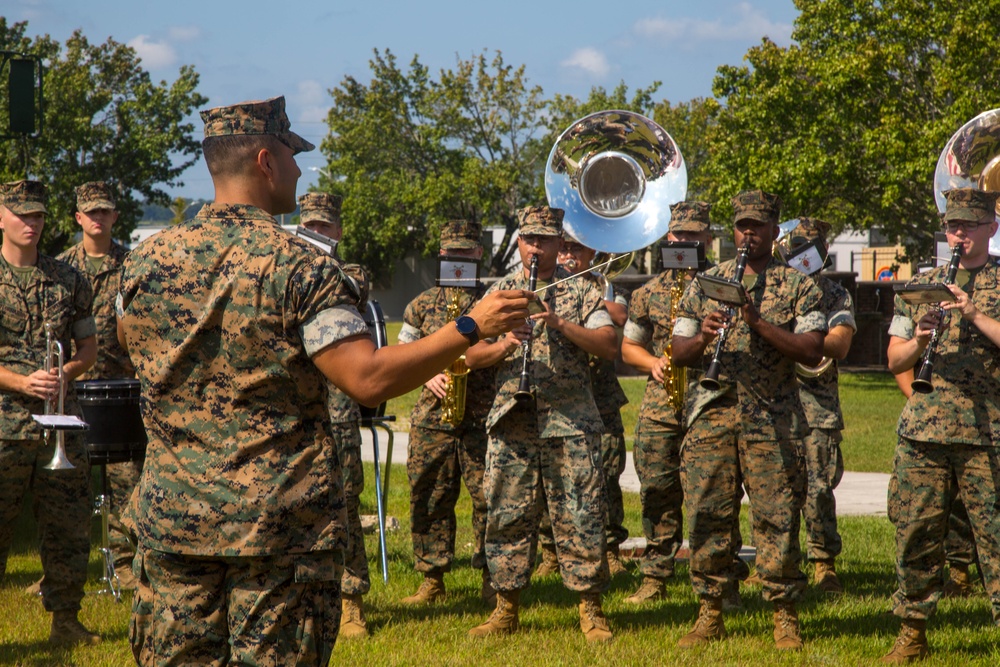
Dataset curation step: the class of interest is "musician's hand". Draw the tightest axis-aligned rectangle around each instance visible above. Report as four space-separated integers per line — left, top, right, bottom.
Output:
739 294 760 328
651 354 669 383
941 284 977 320
914 309 942 347
22 368 60 400
700 309 730 341
468 290 536 339
506 321 534 345
424 373 449 399
530 300 563 331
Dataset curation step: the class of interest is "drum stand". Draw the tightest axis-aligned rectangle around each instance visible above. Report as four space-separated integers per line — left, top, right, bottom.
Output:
361 415 394 583
93 463 123 603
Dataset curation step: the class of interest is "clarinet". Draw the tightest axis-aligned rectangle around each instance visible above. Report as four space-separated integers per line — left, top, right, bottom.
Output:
910 244 963 394
514 255 539 403
700 241 751 390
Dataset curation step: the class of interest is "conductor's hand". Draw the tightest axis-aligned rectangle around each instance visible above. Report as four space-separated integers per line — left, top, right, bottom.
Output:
23 368 60 401
700 309 731 343
425 373 449 399
468 290 536 338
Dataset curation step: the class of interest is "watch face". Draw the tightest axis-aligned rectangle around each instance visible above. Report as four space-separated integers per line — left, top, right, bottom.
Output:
456 316 476 335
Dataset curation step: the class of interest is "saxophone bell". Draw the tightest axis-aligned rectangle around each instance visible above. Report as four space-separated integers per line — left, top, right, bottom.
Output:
441 290 471 426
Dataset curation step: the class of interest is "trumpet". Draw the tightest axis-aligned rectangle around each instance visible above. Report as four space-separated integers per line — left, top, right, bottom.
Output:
514 256 539 403
911 244 963 394
700 241 751 390
43 323 75 470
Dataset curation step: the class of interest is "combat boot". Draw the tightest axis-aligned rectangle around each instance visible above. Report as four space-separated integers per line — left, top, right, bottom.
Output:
814 559 844 594
339 593 368 639
773 602 803 651
534 546 560 577
607 548 627 576
742 568 762 587
49 610 101 647
677 596 726 648
400 573 446 605
481 568 496 607
579 592 613 643
468 589 520 637
625 576 666 604
880 619 929 663
24 576 42 597
943 564 974 598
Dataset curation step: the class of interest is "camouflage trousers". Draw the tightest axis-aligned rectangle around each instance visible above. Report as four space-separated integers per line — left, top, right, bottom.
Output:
332 422 369 596
407 423 488 573
129 547 343 666
681 400 807 602
0 437 91 612
104 459 143 572
945 483 978 569
631 419 684 579
538 425 628 555
802 427 843 562
887 438 1000 621
485 413 609 593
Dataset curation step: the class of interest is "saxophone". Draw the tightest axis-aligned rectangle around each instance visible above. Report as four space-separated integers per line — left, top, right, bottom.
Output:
440 289 470 426
662 271 688 413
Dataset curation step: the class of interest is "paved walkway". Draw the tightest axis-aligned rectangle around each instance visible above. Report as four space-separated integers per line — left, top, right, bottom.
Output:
359 428 890 517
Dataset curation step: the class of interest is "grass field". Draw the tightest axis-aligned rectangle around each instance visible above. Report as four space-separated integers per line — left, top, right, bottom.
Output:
2 332 939 665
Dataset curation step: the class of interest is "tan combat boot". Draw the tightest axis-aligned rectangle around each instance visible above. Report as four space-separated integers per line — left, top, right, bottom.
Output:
49 610 101 647
607 549 627 576
943 564 973 598
400 573 446 605
677 597 726 648
742 568 762 587
468 589 520 637
814 559 844 594
625 576 666 604
773 602 803 651
880 619 929 663
339 593 368 639
579 592 613 643
481 569 497 607
24 576 43 597
534 546 560 577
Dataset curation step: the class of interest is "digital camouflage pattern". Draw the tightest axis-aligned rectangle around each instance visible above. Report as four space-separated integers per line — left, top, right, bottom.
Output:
668 200 711 233
329 422 369 596
517 205 564 236
941 187 1000 222
75 180 116 213
732 189 782 224
887 261 1000 621
117 202 368 557
0 254 95 612
797 277 855 430
200 95 314 153
399 285 492 574
298 192 342 224
439 219 483 250
0 179 46 214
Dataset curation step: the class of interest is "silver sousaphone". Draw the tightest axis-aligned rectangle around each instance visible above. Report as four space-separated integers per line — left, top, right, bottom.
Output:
545 110 687 258
934 108 1000 256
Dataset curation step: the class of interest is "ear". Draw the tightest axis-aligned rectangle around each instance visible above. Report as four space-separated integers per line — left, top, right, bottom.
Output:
256 146 275 181
75 211 84 227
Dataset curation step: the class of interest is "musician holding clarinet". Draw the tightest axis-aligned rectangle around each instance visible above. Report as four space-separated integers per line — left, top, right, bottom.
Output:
465 205 619 642
883 188 1000 663
671 190 827 652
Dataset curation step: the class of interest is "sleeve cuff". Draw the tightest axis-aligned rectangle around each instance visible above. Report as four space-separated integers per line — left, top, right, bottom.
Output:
301 305 370 356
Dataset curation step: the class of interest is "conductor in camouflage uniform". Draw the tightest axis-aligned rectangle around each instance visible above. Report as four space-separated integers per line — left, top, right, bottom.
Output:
0 179 100 646
57 181 140 589
465 205 618 642
620 201 714 603
298 191 372 639
672 190 827 652
883 188 1000 663
398 220 496 606
778 218 855 594
117 96 532 666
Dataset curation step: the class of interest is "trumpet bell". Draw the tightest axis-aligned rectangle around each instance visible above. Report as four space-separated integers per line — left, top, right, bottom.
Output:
545 110 687 253
934 108 1000 256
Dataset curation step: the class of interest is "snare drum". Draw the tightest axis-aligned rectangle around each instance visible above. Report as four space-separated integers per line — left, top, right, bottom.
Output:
76 379 147 465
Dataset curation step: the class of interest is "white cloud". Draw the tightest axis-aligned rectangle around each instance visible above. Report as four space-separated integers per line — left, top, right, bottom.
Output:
633 3 794 48
560 48 611 78
295 80 329 125
127 35 177 69
168 26 201 42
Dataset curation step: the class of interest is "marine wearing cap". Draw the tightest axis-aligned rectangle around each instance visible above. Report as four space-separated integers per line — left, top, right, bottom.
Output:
518 205 564 236
75 181 117 213
298 193 342 224
942 188 1000 221
200 96 314 154
440 220 482 251
732 189 782 224
669 201 712 233
1 180 47 215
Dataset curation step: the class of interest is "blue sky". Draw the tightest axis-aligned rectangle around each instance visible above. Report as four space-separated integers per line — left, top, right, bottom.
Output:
10 0 799 201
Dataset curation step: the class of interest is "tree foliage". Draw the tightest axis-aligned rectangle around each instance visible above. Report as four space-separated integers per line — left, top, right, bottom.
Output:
1 19 207 253
705 0 1000 256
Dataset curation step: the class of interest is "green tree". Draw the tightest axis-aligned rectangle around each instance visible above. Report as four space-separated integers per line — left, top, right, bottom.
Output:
705 0 1000 256
1 19 207 253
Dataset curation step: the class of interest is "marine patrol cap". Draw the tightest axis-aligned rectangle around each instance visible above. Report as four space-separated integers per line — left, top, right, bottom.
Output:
732 189 782 225
669 201 712 233
942 188 1000 222
200 96 315 154
1 180 46 215
298 192 342 224
76 181 117 213
789 217 832 244
440 220 482 251
517 205 564 236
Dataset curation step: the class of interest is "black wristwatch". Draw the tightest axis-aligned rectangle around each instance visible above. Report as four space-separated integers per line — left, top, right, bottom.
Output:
454 315 480 346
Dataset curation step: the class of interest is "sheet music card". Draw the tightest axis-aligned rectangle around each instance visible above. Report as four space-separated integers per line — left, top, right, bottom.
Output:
696 273 748 307
437 256 481 288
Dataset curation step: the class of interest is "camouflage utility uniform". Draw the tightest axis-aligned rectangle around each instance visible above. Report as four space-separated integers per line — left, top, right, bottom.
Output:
0 255 95 614
674 257 826 603
119 203 367 665
796 276 854 564
483 265 612 593
887 262 1000 622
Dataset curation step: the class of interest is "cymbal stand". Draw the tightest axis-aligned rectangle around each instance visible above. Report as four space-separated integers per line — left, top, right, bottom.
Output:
361 414 395 583
93 462 122 603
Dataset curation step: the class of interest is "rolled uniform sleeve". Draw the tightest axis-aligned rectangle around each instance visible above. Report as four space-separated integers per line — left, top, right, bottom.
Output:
673 317 700 339
301 305 370 356
584 309 613 330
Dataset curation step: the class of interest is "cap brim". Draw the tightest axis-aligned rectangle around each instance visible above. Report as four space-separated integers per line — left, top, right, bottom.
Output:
442 240 480 250
519 225 562 236
8 202 46 215
78 200 116 213
943 209 993 222
282 131 315 154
